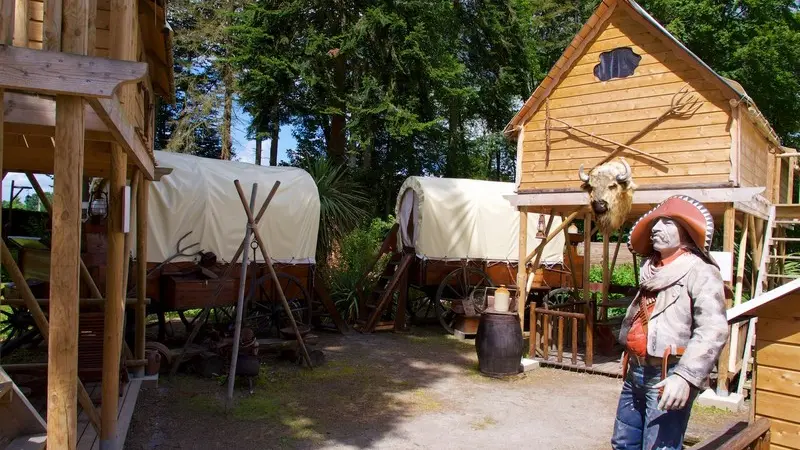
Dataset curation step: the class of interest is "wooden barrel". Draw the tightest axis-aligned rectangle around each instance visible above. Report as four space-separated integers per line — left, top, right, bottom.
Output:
475 311 523 377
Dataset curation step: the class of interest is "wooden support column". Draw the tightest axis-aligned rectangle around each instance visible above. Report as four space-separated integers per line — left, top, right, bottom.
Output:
517 208 527 330
47 0 89 441
583 213 593 366
12 0 26 46
101 0 136 441
101 147 126 448
789 157 795 204
716 204 736 397
135 172 148 359
49 93 86 450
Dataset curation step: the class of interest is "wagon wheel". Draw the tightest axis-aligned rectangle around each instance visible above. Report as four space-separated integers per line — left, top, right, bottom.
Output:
542 287 579 309
244 273 311 337
434 267 493 334
406 288 434 325
0 306 43 356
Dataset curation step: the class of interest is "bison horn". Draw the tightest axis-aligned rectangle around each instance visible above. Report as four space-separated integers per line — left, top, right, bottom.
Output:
578 164 590 182
616 159 631 183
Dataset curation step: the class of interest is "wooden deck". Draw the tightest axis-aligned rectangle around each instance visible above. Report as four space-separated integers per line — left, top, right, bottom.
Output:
28 378 143 450
535 352 623 378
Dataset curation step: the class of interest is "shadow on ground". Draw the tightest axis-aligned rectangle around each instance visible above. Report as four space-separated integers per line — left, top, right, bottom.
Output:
127 327 483 449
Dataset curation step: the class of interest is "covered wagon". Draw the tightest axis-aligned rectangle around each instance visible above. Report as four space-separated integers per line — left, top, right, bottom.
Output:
357 176 582 334
139 151 322 338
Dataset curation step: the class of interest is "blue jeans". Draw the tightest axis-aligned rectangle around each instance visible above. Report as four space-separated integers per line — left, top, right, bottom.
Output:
611 363 696 450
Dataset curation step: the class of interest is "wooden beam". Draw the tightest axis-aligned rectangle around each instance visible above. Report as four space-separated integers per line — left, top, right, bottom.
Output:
506 187 766 207
101 146 126 448
87 95 154 180
2 297 148 307
517 208 528 329
0 45 147 97
135 171 148 359
4 91 111 138
524 207 582 265
716 204 736 397
583 213 593 367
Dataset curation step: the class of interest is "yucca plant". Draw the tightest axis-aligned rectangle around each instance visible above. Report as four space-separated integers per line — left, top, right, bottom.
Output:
298 157 370 262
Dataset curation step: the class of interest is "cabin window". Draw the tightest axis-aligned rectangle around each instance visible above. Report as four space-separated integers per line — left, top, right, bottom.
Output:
594 47 641 82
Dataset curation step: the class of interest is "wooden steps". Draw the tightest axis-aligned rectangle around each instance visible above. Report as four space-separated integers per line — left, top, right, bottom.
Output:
5 434 46 450
0 367 46 450
773 203 800 220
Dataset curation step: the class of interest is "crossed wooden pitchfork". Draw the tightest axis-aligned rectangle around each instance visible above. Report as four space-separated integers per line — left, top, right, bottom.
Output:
545 83 704 169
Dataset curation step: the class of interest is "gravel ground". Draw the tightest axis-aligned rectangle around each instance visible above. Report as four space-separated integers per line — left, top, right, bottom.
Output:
125 327 745 450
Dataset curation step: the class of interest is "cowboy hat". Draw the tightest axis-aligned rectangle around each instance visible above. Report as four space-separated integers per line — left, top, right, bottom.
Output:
628 195 714 258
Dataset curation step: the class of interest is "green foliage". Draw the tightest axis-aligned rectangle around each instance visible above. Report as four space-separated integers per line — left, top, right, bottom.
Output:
639 0 800 148
298 156 370 261
588 263 637 287
325 216 395 321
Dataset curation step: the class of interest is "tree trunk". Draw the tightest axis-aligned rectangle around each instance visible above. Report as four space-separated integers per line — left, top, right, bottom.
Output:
255 138 262 165
328 54 347 163
446 100 461 178
221 68 233 160
269 117 279 166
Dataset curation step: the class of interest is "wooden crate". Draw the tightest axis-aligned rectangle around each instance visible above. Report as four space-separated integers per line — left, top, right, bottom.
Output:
162 274 236 310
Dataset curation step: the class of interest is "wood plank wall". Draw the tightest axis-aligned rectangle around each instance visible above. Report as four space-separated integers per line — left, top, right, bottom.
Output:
519 8 733 191
754 295 800 450
739 115 773 198
25 0 149 154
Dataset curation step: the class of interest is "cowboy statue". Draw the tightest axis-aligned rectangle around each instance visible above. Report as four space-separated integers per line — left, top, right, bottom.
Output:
611 196 729 450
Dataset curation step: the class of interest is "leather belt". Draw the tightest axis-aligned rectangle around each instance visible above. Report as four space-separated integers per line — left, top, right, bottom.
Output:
628 354 680 367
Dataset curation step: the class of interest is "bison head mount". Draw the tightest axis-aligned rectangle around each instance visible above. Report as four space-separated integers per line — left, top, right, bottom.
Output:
578 158 637 234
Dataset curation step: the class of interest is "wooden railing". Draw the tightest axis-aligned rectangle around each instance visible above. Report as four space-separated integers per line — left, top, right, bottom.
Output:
529 301 595 367
689 417 771 450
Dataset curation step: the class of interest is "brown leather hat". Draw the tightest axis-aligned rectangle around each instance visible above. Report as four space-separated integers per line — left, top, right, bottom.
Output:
628 196 714 257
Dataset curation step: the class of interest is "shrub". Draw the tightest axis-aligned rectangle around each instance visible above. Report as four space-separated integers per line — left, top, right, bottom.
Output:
325 216 395 321
588 263 637 287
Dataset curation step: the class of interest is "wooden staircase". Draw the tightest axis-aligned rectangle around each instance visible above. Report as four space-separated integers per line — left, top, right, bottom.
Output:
756 204 800 297
0 366 47 450
354 224 414 333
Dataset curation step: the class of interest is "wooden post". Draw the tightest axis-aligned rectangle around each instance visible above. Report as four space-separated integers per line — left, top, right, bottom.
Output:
529 306 537 358
101 146 127 448
101 0 136 439
788 156 795 204
542 314 549 360
12 0 26 46
734 217 749 307
0 0 10 337
394 266 409 332
135 173 149 360
557 316 564 363
48 0 90 436
583 213 592 362
602 232 611 321
517 208 528 330
571 317 578 365
716 204 736 397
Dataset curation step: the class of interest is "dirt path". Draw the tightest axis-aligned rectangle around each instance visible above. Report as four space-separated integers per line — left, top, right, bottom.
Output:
126 328 745 449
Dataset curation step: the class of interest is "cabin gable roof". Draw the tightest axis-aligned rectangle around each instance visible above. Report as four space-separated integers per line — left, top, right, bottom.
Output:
505 0 780 148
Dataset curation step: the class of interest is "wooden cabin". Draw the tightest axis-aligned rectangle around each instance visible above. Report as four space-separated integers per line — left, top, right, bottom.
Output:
728 279 800 450
505 0 800 393
0 0 174 446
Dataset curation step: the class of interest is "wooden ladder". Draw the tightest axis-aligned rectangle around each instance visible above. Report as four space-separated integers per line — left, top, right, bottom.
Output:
0 366 47 450
353 224 414 333
756 204 800 297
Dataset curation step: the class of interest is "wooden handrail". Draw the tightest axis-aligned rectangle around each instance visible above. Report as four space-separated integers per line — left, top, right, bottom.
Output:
533 307 585 320
691 417 770 450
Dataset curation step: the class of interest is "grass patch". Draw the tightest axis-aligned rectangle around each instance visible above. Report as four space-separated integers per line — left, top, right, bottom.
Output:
470 416 497 430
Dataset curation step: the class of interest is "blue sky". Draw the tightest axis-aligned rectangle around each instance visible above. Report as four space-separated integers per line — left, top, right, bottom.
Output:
3 103 298 201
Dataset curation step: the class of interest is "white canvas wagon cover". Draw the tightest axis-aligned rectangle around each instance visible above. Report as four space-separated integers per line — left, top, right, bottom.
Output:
144 151 320 264
396 177 564 263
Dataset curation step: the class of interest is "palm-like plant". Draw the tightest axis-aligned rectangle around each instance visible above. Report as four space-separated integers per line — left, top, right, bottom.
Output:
298 157 369 262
